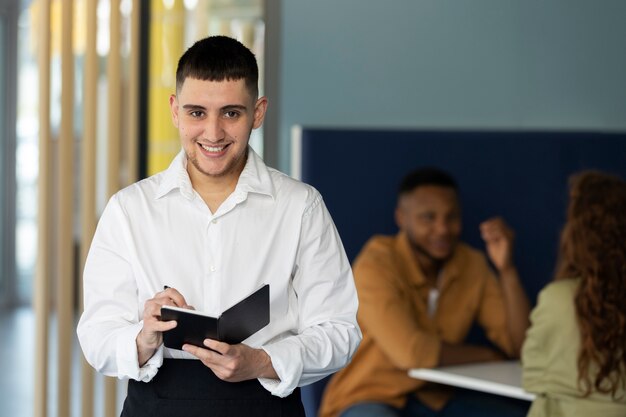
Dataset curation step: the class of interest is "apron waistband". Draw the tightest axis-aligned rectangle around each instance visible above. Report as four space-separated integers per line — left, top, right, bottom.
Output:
121 359 305 417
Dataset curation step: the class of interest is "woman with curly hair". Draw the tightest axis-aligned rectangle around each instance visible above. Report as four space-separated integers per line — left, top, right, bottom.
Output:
521 170 626 416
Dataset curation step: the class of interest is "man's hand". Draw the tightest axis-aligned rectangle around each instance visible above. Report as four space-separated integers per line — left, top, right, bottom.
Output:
136 287 191 366
479 217 515 273
183 340 279 382
480 217 531 356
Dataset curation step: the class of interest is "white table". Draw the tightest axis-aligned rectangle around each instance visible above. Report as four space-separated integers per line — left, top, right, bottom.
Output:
409 360 536 401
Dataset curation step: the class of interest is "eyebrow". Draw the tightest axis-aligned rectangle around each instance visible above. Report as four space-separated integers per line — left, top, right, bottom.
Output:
182 104 206 111
221 104 248 112
181 104 248 112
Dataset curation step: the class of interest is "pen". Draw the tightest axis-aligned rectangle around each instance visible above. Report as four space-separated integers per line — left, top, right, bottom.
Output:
162 286 177 307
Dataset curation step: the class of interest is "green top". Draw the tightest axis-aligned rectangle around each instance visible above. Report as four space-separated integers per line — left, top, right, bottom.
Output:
522 278 626 417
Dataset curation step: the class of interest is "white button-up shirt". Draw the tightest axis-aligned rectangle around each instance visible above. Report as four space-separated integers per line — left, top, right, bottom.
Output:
77 148 361 397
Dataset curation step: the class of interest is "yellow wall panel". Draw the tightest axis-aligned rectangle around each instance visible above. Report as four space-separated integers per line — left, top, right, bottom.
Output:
147 0 185 175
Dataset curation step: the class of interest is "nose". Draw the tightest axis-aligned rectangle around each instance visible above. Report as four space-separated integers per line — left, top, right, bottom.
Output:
201 114 226 142
433 218 451 236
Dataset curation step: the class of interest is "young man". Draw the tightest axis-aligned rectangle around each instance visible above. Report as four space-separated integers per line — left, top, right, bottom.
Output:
319 168 531 417
77 36 361 417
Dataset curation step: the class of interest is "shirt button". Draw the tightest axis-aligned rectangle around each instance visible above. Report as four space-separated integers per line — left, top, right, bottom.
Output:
212 219 217 224
210 265 216 272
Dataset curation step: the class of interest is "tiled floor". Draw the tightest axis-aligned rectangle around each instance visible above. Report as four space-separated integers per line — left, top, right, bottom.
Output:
0 307 126 417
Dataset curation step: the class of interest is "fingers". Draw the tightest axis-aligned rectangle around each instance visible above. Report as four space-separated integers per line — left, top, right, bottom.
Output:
142 298 178 331
182 341 276 382
183 340 246 381
183 341 218 359
184 341 229 375
140 289 187 335
137 288 190 356
479 217 514 242
145 287 192 325
142 287 193 331
480 217 516 272
142 298 163 322
158 287 190 309
202 339 230 354
182 339 229 358
137 318 176 347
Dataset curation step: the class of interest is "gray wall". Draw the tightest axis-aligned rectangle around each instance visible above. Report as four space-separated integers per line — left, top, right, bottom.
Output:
268 0 626 172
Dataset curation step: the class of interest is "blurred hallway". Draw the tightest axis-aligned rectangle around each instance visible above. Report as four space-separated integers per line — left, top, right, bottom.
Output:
0 308 126 417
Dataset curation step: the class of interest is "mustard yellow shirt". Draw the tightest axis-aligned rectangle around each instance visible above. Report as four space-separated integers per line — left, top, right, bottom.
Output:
522 279 626 417
319 232 514 417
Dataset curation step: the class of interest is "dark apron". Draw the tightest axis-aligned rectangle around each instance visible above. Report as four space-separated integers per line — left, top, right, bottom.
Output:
121 359 305 417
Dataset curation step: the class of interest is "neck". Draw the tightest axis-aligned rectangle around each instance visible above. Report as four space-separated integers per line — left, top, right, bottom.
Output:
415 252 443 284
407 242 446 285
199 181 237 211
187 157 247 213
190 169 240 196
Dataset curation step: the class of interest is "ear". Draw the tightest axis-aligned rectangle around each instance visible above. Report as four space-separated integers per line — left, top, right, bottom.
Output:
169 94 179 128
252 96 268 129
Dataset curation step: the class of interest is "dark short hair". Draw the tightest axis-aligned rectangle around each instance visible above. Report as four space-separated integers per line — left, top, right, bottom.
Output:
175 35 258 98
398 167 458 196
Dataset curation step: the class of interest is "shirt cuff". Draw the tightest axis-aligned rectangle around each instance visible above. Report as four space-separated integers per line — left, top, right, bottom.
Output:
115 321 163 382
258 343 303 397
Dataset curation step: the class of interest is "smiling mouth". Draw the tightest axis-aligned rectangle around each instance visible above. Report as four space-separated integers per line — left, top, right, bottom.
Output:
199 143 227 153
431 239 453 252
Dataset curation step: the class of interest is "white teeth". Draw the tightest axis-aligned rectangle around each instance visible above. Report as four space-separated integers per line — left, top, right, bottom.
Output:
200 144 224 152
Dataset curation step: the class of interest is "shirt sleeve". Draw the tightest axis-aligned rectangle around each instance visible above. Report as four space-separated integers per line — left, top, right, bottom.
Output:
475 267 515 357
353 240 441 370
521 282 570 393
76 194 163 382
259 192 362 397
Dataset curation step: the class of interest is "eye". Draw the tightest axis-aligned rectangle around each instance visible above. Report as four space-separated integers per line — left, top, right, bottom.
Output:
224 110 240 119
418 212 435 222
189 110 205 118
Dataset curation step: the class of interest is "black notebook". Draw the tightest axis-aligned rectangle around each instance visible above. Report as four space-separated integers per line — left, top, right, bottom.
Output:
160 284 270 350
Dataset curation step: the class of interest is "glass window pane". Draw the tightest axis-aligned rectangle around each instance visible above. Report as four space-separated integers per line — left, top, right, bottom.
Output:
15 5 38 305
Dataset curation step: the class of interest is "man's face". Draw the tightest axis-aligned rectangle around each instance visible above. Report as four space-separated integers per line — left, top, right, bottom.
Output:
395 185 462 262
169 77 267 183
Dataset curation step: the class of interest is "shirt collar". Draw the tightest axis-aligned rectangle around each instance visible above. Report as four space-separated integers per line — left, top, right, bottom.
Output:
156 150 194 200
155 147 276 201
235 147 276 199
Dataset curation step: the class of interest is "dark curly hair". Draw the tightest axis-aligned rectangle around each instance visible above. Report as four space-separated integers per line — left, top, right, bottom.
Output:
554 170 626 398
